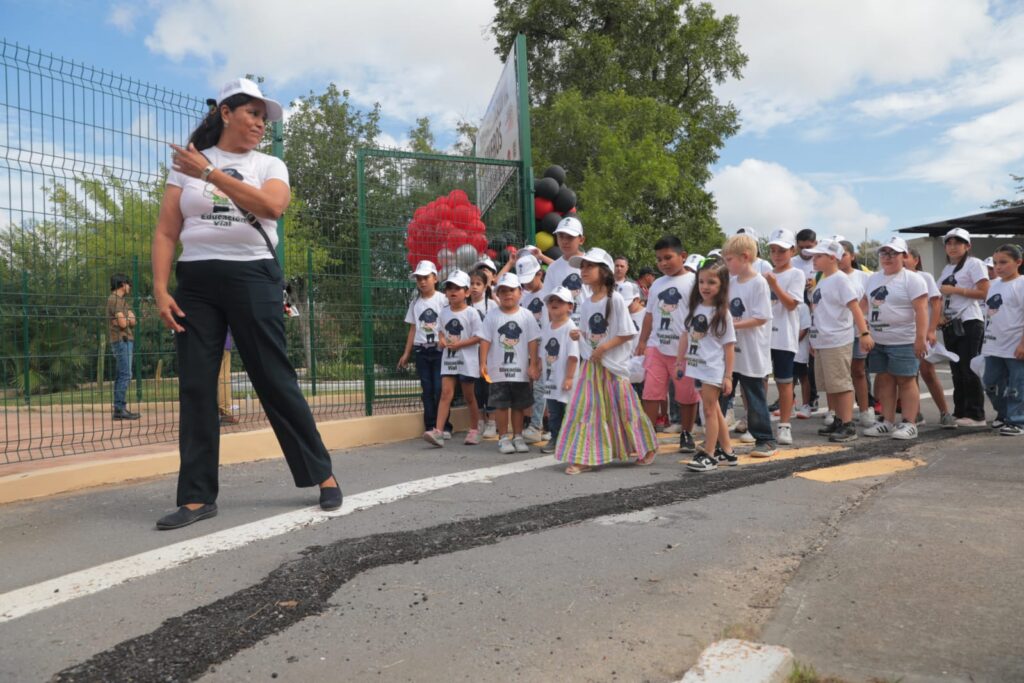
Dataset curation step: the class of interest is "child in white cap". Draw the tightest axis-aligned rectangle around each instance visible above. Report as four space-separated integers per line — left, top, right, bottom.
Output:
399 260 452 436
540 286 580 454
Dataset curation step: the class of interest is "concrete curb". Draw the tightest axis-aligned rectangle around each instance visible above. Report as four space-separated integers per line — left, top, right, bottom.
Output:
0 408 470 505
679 639 793 683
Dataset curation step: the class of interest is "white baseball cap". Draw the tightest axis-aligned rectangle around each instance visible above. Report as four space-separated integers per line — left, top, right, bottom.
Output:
218 78 284 122
619 281 641 301
707 248 723 259
442 269 471 289
410 260 437 279
736 226 760 239
683 254 705 272
545 286 574 304
768 228 796 249
515 253 541 282
983 256 995 268
495 272 522 290
944 227 971 244
802 239 845 260
554 216 584 237
877 236 909 254
472 255 497 272
569 247 614 270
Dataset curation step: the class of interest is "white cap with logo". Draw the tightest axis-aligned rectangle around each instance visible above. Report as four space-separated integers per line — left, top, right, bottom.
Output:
683 254 705 272
443 269 471 289
545 286 574 304
877 236 909 254
472 255 497 272
495 272 522 290
218 78 284 122
554 216 584 237
569 247 614 271
768 228 796 249
802 239 845 260
944 227 971 244
410 260 437 279
516 253 541 282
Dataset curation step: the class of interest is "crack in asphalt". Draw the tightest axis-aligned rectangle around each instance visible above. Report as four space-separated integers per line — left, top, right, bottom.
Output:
52 431 955 682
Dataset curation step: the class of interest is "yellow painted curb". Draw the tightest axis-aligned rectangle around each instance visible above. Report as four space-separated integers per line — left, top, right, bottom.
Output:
795 457 925 483
0 408 471 505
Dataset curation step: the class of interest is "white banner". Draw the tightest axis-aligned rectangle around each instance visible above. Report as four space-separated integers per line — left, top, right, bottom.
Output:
476 41 520 213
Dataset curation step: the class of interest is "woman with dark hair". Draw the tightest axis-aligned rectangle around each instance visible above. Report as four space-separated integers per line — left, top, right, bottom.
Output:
151 78 341 530
937 228 990 427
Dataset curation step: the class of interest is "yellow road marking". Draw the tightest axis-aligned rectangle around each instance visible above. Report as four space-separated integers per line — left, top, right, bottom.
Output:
795 457 925 483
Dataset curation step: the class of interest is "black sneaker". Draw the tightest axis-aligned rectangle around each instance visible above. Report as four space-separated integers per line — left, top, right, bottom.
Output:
113 408 141 420
817 419 841 436
715 446 738 466
991 418 1006 429
768 399 780 413
686 453 718 472
829 421 859 443
678 431 696 454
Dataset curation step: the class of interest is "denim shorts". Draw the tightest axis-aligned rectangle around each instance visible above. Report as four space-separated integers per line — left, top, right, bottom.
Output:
867 343 920 377
770 349 795 383
488 381 533 409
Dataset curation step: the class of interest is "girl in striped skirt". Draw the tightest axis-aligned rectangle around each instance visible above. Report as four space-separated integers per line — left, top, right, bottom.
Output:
554 248 659 474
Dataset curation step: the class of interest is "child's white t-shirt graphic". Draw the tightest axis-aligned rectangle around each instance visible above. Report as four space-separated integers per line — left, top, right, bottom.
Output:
404 292 447 347
684 304 736 385
440 306 483 377
769 268 806 354
982 278 1024 358
578 292 636 379
644 272 695 356
543 320 580 403
477 307 542 382
940 257 989 323
864 269 928 346
729 274 773 377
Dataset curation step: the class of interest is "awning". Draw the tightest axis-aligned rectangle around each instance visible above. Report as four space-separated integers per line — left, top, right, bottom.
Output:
898 205 1024 237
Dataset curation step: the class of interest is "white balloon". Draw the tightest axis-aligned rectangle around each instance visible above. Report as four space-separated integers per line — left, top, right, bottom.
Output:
455 243 479 271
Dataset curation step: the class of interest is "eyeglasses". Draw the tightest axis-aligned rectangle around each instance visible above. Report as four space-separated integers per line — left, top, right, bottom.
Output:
878 250 901 258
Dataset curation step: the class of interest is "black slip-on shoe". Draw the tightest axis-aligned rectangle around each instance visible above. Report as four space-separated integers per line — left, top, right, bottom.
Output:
319 485 343 511
113 408 141 420
156 503 218 530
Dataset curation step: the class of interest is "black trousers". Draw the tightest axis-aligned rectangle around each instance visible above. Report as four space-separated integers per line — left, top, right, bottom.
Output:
944 319 986 420
173 259 333 505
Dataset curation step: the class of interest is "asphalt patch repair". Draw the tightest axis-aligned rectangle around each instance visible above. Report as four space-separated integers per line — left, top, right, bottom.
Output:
52 430 959 682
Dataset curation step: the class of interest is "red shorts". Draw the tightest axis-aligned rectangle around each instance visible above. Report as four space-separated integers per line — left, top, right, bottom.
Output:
641 347 699 404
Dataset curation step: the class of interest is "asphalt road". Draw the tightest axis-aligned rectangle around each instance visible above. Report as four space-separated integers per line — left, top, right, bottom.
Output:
1 372 1020 682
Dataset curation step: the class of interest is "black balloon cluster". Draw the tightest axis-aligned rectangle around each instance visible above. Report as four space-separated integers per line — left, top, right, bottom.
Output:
533 165 577 260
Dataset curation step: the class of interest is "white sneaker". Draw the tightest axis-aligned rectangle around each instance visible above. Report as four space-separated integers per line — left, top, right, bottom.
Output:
724 409 738 431
955 417 987 428
497 435 515 454
738 431 756 444
512 435 530 453
891 421 918 440
811 404 829 416
823 411 836 427
777 423 793 445
521 426 544 443
483 420 498 439
442 430 452 440
858 407 876 428
862 420 894 437
795 404 813 419
542 431 552 441
664 423 682 434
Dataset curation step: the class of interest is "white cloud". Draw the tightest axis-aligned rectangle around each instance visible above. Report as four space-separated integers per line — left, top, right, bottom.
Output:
709 159 889 240
143 0 502 132
107 5 140 33
710 0 993 132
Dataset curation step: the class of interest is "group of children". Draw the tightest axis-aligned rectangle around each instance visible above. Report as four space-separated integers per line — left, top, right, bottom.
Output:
402 216 1024 475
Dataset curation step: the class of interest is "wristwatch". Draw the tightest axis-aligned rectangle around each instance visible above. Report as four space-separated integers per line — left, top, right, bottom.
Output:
860 331 870 337
200 164 216 181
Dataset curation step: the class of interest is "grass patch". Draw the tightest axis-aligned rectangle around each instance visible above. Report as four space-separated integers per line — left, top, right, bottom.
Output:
788 661 903 683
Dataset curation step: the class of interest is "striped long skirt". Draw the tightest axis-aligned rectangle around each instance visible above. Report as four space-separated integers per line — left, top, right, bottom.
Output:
554 359 659 466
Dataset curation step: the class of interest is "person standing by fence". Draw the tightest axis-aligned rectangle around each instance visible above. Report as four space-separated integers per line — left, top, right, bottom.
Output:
151 77 340 530
107 274 140 420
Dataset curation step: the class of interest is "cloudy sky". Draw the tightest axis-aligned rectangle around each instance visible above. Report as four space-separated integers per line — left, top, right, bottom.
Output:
5 0 1024 242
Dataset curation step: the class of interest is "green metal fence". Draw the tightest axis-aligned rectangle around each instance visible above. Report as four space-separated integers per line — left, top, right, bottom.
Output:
0 41 530 464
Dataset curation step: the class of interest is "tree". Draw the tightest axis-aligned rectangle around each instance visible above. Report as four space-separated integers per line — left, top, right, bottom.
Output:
491 0 747 263
857 239 881 271
988 174 1024 209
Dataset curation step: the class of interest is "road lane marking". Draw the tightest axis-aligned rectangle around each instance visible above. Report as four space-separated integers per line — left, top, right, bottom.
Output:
0 456 556 624
795 457 925 483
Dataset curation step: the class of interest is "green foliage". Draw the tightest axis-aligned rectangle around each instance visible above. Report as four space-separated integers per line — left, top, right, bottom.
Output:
988 173 1024 209
858 239 881 270
491 0 747 264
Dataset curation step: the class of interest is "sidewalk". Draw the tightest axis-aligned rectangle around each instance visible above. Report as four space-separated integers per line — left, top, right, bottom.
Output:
762 433 1024 682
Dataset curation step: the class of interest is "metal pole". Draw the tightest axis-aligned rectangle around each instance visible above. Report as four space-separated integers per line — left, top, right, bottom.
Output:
21 270 30 405
356 150 375 416
132 255 142 403
307 246 317 397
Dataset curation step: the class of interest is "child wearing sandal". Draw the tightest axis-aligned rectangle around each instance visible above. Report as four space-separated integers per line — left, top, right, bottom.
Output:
554 248 658 474
423 270 482 447
678 261 736 472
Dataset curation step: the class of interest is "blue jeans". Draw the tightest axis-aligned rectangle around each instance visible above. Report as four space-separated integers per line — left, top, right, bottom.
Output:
415 346 450 431
983 356 1024 426
546 399 566 446
111 340 133 410
530 381 547 429
721 372 775 446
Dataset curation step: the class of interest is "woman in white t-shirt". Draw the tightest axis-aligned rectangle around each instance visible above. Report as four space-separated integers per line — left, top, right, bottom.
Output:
937 228 990 426
152 78 340 530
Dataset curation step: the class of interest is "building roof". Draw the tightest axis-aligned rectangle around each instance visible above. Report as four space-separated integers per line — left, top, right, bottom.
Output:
898 205 1024 237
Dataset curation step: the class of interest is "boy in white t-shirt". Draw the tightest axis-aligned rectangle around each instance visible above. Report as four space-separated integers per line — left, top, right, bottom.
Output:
793 302 814 418
517 253 549 444
477 272 542 454
805 239 874 443
399 260 451 436
764 229 806 446
540 216 587 325
723 234 777 457
540 287 580 454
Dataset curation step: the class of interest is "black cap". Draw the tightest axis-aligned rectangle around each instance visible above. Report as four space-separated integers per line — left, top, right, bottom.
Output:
110 274 131 291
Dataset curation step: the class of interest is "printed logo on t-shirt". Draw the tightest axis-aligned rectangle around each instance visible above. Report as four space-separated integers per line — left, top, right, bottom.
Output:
941 273 957 310
527 297 544 322
729 297 746 319
497 321 523 369
687 314 709 361
563 273 583 313
587 312 608 349
443 318 464 358
419 308 439 345
203 168 247 227
985 293 1003 336
657 288 683 330
869 285 889 324
812 288 822 305
544 337 560 382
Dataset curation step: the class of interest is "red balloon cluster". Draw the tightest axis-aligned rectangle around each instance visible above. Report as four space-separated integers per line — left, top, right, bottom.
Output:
405 190 488 268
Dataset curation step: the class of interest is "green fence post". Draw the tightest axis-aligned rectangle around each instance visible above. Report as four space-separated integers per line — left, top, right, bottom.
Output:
272 120 286 270
356 149 375 416
515 33 535 242
21 271 30 405
132 255 143 403
307 246 317 397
